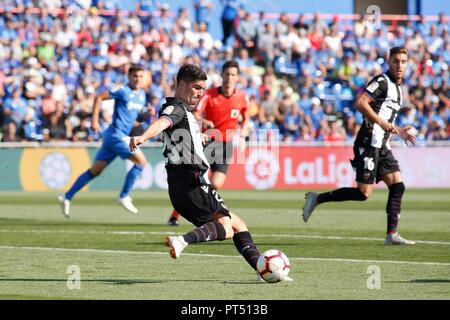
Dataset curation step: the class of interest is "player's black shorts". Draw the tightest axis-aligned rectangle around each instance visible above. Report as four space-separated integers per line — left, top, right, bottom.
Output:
167 168 230 227
351 143 401 184
203 140 234 174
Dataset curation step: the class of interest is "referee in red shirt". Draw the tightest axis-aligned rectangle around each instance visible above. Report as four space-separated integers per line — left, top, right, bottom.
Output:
168 60 249 226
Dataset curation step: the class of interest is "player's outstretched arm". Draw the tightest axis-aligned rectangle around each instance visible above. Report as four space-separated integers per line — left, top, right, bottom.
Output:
129 117 172 151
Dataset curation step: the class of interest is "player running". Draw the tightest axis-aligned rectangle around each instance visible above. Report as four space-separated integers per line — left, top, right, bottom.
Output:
58 64 148 217
302 47 417 245
167 60 249 226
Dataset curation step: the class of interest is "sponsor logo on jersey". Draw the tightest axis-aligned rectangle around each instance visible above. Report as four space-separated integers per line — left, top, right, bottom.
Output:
384 100 401 111
127 101 143 111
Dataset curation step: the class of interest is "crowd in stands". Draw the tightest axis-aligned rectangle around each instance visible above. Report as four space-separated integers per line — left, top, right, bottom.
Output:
0 0 449 144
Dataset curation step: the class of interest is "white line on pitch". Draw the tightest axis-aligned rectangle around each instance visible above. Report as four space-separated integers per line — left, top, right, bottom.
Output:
0 229 449 245
0 245 449 267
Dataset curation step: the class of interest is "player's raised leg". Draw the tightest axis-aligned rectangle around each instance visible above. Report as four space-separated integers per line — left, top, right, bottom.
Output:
302 184 371 222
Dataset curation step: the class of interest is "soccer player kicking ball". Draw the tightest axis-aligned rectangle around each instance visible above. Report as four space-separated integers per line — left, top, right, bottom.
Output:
302 47 417 245
58 64 148 217
167 60 249 226
130 64 291 281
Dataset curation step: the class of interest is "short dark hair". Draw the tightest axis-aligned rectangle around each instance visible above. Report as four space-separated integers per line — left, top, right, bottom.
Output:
389 47 408 58
176 64 207 84
222 60 240 74
128 63 144 75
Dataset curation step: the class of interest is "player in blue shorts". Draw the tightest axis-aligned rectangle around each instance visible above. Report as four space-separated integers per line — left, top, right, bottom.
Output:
58 64 148 217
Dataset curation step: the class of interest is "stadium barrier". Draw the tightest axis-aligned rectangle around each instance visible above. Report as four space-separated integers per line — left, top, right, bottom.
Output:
0 143 449 191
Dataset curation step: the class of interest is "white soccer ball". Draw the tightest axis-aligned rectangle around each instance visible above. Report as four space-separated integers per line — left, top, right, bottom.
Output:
256 249 291 283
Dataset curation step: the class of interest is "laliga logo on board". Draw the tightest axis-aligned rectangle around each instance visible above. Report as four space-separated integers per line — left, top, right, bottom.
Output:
245 150 279 190
40 152 72 189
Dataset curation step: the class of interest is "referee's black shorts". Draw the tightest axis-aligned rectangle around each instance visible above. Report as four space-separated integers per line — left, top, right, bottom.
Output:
203 140 234 174
167 168 230 227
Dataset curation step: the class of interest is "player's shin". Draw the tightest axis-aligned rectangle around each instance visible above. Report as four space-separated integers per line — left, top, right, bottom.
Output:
233 231 260 270
65 170 95 200
119 164 144 198
386 182 405 234
182 220 226 244
317 187 368 203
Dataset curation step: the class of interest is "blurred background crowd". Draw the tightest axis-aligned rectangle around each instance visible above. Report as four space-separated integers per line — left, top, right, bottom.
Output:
0 0 449 144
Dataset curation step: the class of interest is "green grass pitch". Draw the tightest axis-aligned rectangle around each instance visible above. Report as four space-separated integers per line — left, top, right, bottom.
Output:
0 189 449 300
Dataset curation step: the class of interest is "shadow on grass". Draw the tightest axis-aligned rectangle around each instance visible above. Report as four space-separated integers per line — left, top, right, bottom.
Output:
387 279 450 284
0 278 165 285
0 278 245 285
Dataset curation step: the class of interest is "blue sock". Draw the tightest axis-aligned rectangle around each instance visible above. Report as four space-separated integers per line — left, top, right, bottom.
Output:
119 164 144 198
65 170 94 201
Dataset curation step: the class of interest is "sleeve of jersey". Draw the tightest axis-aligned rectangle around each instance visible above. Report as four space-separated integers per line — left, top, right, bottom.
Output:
159 105 185 127
109 86 124 100
364 76 387 100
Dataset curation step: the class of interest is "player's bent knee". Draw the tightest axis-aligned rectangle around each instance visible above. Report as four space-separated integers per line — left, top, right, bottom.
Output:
222 224 234 239
357 188 371 200
215 216 234 239
389 182 405 195
89 168 102 177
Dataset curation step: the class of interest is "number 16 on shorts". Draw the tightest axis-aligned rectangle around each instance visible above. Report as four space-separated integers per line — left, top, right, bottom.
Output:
363 157 375 171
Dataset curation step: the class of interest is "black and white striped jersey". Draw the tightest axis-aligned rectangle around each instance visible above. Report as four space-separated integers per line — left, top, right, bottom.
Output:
355 71 403 149
158 97 210 173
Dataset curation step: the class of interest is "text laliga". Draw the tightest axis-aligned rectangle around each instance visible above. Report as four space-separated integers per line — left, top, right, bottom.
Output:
283 154 354 185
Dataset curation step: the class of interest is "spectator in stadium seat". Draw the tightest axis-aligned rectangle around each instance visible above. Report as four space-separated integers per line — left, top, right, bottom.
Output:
42 106 72 141
256 22 276 67
282 103 301 141
220 0 241 46
136 0 157 16
293 13 309 33
236 11 257 53
2 87 28 141
72 113 95 142
324 120 345 142
193 0 214 28
336 52 357 82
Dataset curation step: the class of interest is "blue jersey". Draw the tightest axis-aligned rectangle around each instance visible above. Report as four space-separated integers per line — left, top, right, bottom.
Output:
106 85 146 138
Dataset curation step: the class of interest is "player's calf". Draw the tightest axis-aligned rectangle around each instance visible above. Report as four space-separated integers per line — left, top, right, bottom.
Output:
386 182 405 235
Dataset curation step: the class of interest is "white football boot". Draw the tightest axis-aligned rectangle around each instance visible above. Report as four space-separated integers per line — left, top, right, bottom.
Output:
384 233 416 245
118 196 138 214
165 236 188 259
302 192 319 222
58 195 71 218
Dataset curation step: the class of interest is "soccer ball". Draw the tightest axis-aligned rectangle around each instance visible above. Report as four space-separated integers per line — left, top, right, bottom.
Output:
256 250 291 283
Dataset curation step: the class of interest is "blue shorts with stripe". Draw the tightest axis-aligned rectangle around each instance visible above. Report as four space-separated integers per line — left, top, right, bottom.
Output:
95 134 134 163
